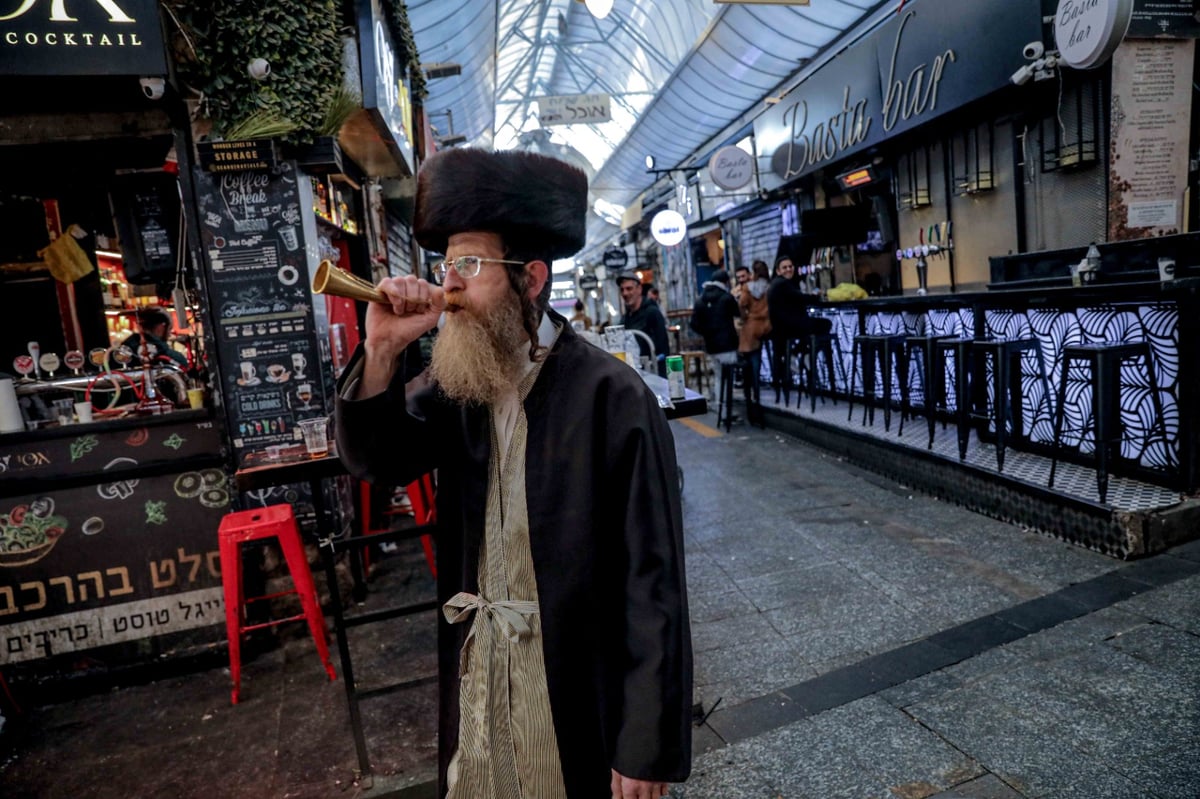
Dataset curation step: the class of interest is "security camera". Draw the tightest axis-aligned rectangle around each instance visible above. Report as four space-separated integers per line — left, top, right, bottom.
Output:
1010 64 1033 86
1023 41 1045 60
247 58 271 80
139 77 165 100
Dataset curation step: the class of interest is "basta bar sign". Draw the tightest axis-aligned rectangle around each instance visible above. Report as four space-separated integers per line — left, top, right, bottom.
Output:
0 0 167 76
754 0 1042 190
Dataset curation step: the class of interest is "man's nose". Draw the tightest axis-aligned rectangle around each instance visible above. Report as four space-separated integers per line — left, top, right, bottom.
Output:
442 264 467 291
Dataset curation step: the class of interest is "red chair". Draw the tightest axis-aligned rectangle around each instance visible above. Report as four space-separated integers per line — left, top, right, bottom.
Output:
358 474 437 579
218 504 336 705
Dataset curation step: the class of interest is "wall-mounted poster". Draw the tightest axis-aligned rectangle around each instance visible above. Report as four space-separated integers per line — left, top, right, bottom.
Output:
1108 39 1195 240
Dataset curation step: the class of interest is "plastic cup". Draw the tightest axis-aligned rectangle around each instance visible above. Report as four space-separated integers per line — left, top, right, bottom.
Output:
187 387 205 410
297 417 329 459
74 401 93 423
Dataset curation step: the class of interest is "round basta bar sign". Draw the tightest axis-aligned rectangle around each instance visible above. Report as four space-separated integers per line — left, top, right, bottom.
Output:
1054 0 1133 70
708 146 754 191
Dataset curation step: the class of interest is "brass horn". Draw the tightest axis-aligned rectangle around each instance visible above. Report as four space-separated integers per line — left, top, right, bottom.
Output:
312 260 387 304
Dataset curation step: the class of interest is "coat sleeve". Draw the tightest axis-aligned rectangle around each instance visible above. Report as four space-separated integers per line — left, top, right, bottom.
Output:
650 308 671 358
333 343 444 488
605 378 692 782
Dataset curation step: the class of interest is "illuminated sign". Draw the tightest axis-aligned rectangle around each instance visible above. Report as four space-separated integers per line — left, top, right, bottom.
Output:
0 0 167 76
837 166 876 190
651 209 687 247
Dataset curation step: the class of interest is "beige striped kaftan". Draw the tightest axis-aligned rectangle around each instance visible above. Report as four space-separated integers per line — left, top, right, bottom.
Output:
444 320 568 799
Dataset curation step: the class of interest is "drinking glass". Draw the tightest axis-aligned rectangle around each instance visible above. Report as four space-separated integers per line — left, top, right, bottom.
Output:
297 417 329 459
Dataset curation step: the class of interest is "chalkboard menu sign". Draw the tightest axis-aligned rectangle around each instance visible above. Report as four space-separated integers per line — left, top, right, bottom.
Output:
1130 0 1200 38
192 162 330 454
111 172 180 284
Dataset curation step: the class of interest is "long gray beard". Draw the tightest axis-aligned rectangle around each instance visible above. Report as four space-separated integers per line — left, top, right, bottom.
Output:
428 293 527 406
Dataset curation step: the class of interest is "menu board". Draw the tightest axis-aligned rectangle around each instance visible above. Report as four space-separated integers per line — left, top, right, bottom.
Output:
111 173 180 284
192 162 330 452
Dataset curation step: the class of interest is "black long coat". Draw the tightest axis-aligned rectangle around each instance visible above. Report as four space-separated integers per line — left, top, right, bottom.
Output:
334 312 693 798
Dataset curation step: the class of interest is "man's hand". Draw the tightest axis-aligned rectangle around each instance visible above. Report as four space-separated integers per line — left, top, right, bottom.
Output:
611 769 669 798
359 275 446 396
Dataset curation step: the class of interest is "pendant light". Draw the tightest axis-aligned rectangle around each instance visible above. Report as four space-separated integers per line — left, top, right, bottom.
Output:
585 0 613 20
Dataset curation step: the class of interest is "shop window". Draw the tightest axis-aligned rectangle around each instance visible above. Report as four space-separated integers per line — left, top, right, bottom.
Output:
1040 75 1102 172
953 121 995 195
897 145 932 211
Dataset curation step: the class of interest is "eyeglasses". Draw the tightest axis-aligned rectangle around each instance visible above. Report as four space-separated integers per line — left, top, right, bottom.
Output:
430 255 525 284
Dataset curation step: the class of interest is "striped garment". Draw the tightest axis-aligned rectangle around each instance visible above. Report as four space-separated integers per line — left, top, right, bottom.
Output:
445 338 569 799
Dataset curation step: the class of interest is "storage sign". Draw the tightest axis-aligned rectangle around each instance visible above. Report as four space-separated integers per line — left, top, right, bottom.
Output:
538 93 612 126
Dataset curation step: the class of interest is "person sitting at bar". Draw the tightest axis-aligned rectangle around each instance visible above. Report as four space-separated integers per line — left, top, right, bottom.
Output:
334 148 692 799
120 308 188 369
767 255 832 341
766 255 831 399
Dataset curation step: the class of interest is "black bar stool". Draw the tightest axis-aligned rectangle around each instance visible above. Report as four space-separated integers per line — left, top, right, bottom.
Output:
970 338 1053 473
1048 341 1169 503
715 358 743 432
847 333 908 431
766 335 798 408
799 332 846 414
933 337 975 457
904 334 955 447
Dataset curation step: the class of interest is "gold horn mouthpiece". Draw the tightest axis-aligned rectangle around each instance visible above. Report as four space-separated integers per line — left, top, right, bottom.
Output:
312 260 387 304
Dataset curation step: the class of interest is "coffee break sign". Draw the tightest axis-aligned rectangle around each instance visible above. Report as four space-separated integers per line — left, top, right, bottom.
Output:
754 0 1043 191
0 0 167 76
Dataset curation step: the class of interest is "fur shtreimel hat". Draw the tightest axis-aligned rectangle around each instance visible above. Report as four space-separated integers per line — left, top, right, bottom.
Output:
414 148 588 260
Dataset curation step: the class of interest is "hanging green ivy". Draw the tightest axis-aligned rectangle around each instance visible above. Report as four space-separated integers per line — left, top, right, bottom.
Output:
165 0 344 144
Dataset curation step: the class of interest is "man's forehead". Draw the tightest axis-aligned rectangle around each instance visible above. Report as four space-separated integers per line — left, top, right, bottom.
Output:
446 230 503 252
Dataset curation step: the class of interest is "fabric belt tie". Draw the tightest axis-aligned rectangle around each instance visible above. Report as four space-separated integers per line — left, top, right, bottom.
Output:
444 591 540 676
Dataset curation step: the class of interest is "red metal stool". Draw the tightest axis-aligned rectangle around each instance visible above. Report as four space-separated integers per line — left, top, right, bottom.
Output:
358 475 437 579
218 504 336 704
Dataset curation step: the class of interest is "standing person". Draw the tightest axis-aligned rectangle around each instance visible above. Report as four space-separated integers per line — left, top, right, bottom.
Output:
737 261 772 424
616 270 670 375
767 255 832 402
689 270 739 364
643 283 662 308
334 148 692 799
731 265 751 335
690 270 740 424
569 298 593 331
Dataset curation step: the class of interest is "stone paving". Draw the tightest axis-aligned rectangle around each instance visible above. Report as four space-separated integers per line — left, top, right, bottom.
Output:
1 412 1196 798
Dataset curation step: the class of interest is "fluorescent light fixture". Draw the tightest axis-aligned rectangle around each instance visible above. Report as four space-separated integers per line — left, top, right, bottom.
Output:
421 62 462 79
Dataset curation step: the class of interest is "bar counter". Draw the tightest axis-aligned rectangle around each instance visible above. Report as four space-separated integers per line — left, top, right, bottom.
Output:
0 406 230 670
801 278 1199 495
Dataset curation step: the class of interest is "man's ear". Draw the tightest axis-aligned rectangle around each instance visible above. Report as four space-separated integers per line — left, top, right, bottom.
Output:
524 259 549 301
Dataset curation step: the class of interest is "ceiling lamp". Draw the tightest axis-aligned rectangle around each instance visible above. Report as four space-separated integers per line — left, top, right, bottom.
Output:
583 0 613 19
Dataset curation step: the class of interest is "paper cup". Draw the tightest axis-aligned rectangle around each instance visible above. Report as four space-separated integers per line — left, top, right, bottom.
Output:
74 401 93 423
187 387 205 410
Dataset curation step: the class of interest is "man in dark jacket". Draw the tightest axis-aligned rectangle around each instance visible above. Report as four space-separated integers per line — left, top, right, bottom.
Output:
335 148 691 799
689 270 739 363
691 270 741 424
766 255 832 405
617 271 670 375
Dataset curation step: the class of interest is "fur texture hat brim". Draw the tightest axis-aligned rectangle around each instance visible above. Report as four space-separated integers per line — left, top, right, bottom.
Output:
414 148 588 260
